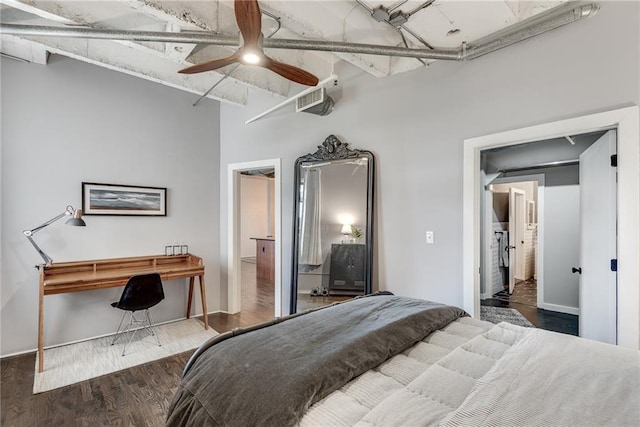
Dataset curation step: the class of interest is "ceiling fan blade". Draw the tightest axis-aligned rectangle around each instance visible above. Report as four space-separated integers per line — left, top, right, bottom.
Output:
235 0 262 46
264 58 319 86
178 53 239 74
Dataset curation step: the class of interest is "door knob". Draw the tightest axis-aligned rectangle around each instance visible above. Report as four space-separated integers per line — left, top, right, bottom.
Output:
572 267 582 274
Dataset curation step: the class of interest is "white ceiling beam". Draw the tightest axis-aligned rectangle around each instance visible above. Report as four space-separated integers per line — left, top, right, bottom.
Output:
1 34 49 63
0 0 76 24
1 1 297 99
260 1 396 77
10 34 247 105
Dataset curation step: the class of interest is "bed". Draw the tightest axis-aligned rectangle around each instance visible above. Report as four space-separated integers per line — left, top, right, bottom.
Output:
166 294 640 426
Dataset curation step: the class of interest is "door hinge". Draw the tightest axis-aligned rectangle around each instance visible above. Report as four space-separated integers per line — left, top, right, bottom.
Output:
611 154 618 167
611 259 618 272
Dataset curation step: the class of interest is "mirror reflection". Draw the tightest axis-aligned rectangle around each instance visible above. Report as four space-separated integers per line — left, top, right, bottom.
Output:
291 135 374 313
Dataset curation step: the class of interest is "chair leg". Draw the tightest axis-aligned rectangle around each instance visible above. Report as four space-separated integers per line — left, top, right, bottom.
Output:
145 309 161 347
114 309 162 356
121 311 138 356
111 311 128 346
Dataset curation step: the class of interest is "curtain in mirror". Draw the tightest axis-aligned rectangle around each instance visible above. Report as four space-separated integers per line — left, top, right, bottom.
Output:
298 167 323 267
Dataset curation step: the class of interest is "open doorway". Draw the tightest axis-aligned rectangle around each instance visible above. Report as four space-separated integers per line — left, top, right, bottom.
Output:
239 169 276 318
227 159 282 320
478 129 616 340
463 106 639 349
485 180 538 305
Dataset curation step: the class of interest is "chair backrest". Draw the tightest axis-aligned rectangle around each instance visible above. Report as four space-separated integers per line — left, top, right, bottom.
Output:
116 273 165 311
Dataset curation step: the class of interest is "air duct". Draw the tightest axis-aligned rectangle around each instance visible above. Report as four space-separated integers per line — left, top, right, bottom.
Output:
296 88 335 116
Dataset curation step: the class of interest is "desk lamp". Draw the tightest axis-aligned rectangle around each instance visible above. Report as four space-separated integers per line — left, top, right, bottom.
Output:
23 205 86 265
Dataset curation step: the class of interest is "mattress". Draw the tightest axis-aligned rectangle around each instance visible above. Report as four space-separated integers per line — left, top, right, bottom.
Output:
300 316 498 426
167 295 640 426
303 320 640 427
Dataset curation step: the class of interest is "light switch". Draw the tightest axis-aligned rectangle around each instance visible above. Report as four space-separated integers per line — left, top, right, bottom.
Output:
426 231 435 244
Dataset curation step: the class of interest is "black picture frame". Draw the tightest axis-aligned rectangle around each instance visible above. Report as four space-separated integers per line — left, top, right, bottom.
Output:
82 182 167 216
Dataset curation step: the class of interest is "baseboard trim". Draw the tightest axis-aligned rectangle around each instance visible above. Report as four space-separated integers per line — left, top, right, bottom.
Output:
539 302 580 316
480 292 491 300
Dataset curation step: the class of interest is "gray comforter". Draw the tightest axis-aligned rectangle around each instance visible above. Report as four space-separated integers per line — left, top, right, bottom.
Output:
166 294 466 427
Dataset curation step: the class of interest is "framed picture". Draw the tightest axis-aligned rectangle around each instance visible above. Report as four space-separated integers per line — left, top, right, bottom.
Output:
82 182 167 216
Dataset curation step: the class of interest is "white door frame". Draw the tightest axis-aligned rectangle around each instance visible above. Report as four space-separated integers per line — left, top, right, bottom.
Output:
463 106 640 349
508 187 526 290
228 159 282 317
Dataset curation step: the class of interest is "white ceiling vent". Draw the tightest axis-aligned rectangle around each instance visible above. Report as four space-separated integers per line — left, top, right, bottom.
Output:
295 87 335 116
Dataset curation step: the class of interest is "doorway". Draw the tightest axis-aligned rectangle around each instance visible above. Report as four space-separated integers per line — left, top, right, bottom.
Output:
239 170 276 318
479 131 615 337
484 179 539 305
463 106 640 349
228 159 282 318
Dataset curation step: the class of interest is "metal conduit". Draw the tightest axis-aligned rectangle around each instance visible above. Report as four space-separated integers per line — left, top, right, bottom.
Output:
0 3 598 62
464 2 600 60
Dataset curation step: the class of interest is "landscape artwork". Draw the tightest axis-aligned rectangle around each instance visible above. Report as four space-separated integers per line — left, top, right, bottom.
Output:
82 182 167 216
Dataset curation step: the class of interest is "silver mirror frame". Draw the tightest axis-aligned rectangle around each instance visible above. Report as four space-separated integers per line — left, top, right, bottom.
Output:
290 135 375 313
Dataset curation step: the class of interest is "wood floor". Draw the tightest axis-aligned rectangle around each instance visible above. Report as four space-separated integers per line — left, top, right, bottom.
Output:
481 279 579 336
1 261 275 427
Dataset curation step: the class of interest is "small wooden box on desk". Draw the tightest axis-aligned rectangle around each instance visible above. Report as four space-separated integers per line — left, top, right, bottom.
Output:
37 254 208 372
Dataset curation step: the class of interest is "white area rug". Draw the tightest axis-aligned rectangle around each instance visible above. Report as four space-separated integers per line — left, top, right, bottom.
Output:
33 318 218 394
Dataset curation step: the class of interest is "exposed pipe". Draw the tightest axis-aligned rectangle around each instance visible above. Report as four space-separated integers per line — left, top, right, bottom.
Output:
0 3 599 62
463 2 600 60
192 64 240 106
0 23 460 60
355 0 429 63
388 1 409 13
405 0 436 18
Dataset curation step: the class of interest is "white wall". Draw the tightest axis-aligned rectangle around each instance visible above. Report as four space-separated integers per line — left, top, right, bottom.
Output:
1 56 220 356
240 175 272 258
218 2 639 314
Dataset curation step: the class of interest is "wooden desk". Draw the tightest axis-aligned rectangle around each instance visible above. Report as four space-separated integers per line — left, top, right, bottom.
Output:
37 254 207 372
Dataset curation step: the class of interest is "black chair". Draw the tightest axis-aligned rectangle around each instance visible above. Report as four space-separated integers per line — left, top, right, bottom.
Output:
111 273 165 356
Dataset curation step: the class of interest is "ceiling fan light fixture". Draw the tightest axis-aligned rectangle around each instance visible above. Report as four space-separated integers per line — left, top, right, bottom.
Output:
242 51 262 65
177 0 319 86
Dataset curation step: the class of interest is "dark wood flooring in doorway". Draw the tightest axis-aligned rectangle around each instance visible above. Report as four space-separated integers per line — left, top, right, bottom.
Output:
1 261 275 427
482 279 579 336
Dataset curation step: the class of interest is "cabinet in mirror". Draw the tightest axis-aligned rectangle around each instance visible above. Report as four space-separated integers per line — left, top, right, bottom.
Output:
290 135 374 313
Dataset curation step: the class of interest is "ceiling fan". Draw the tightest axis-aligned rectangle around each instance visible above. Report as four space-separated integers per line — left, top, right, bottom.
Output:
178 0 319 86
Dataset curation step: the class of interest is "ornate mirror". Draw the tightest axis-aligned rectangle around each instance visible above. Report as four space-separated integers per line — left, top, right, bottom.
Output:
290 135 374 313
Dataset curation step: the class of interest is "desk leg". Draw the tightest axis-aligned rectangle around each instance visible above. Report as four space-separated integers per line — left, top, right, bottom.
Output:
199 275 209 330
187 277 195 319
38 283 44 373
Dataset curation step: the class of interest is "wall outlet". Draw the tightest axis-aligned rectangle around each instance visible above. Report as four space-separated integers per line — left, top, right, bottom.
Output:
426 231 435 244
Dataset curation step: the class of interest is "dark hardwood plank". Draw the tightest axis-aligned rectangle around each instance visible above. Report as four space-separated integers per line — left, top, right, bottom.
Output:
481 298 579 336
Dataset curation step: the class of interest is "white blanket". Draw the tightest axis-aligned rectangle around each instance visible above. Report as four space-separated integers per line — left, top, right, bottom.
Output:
441 326 640 427
302 321 640 427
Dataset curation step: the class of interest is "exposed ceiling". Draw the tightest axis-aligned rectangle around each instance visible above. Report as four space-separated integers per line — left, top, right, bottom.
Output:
1 1 596 107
